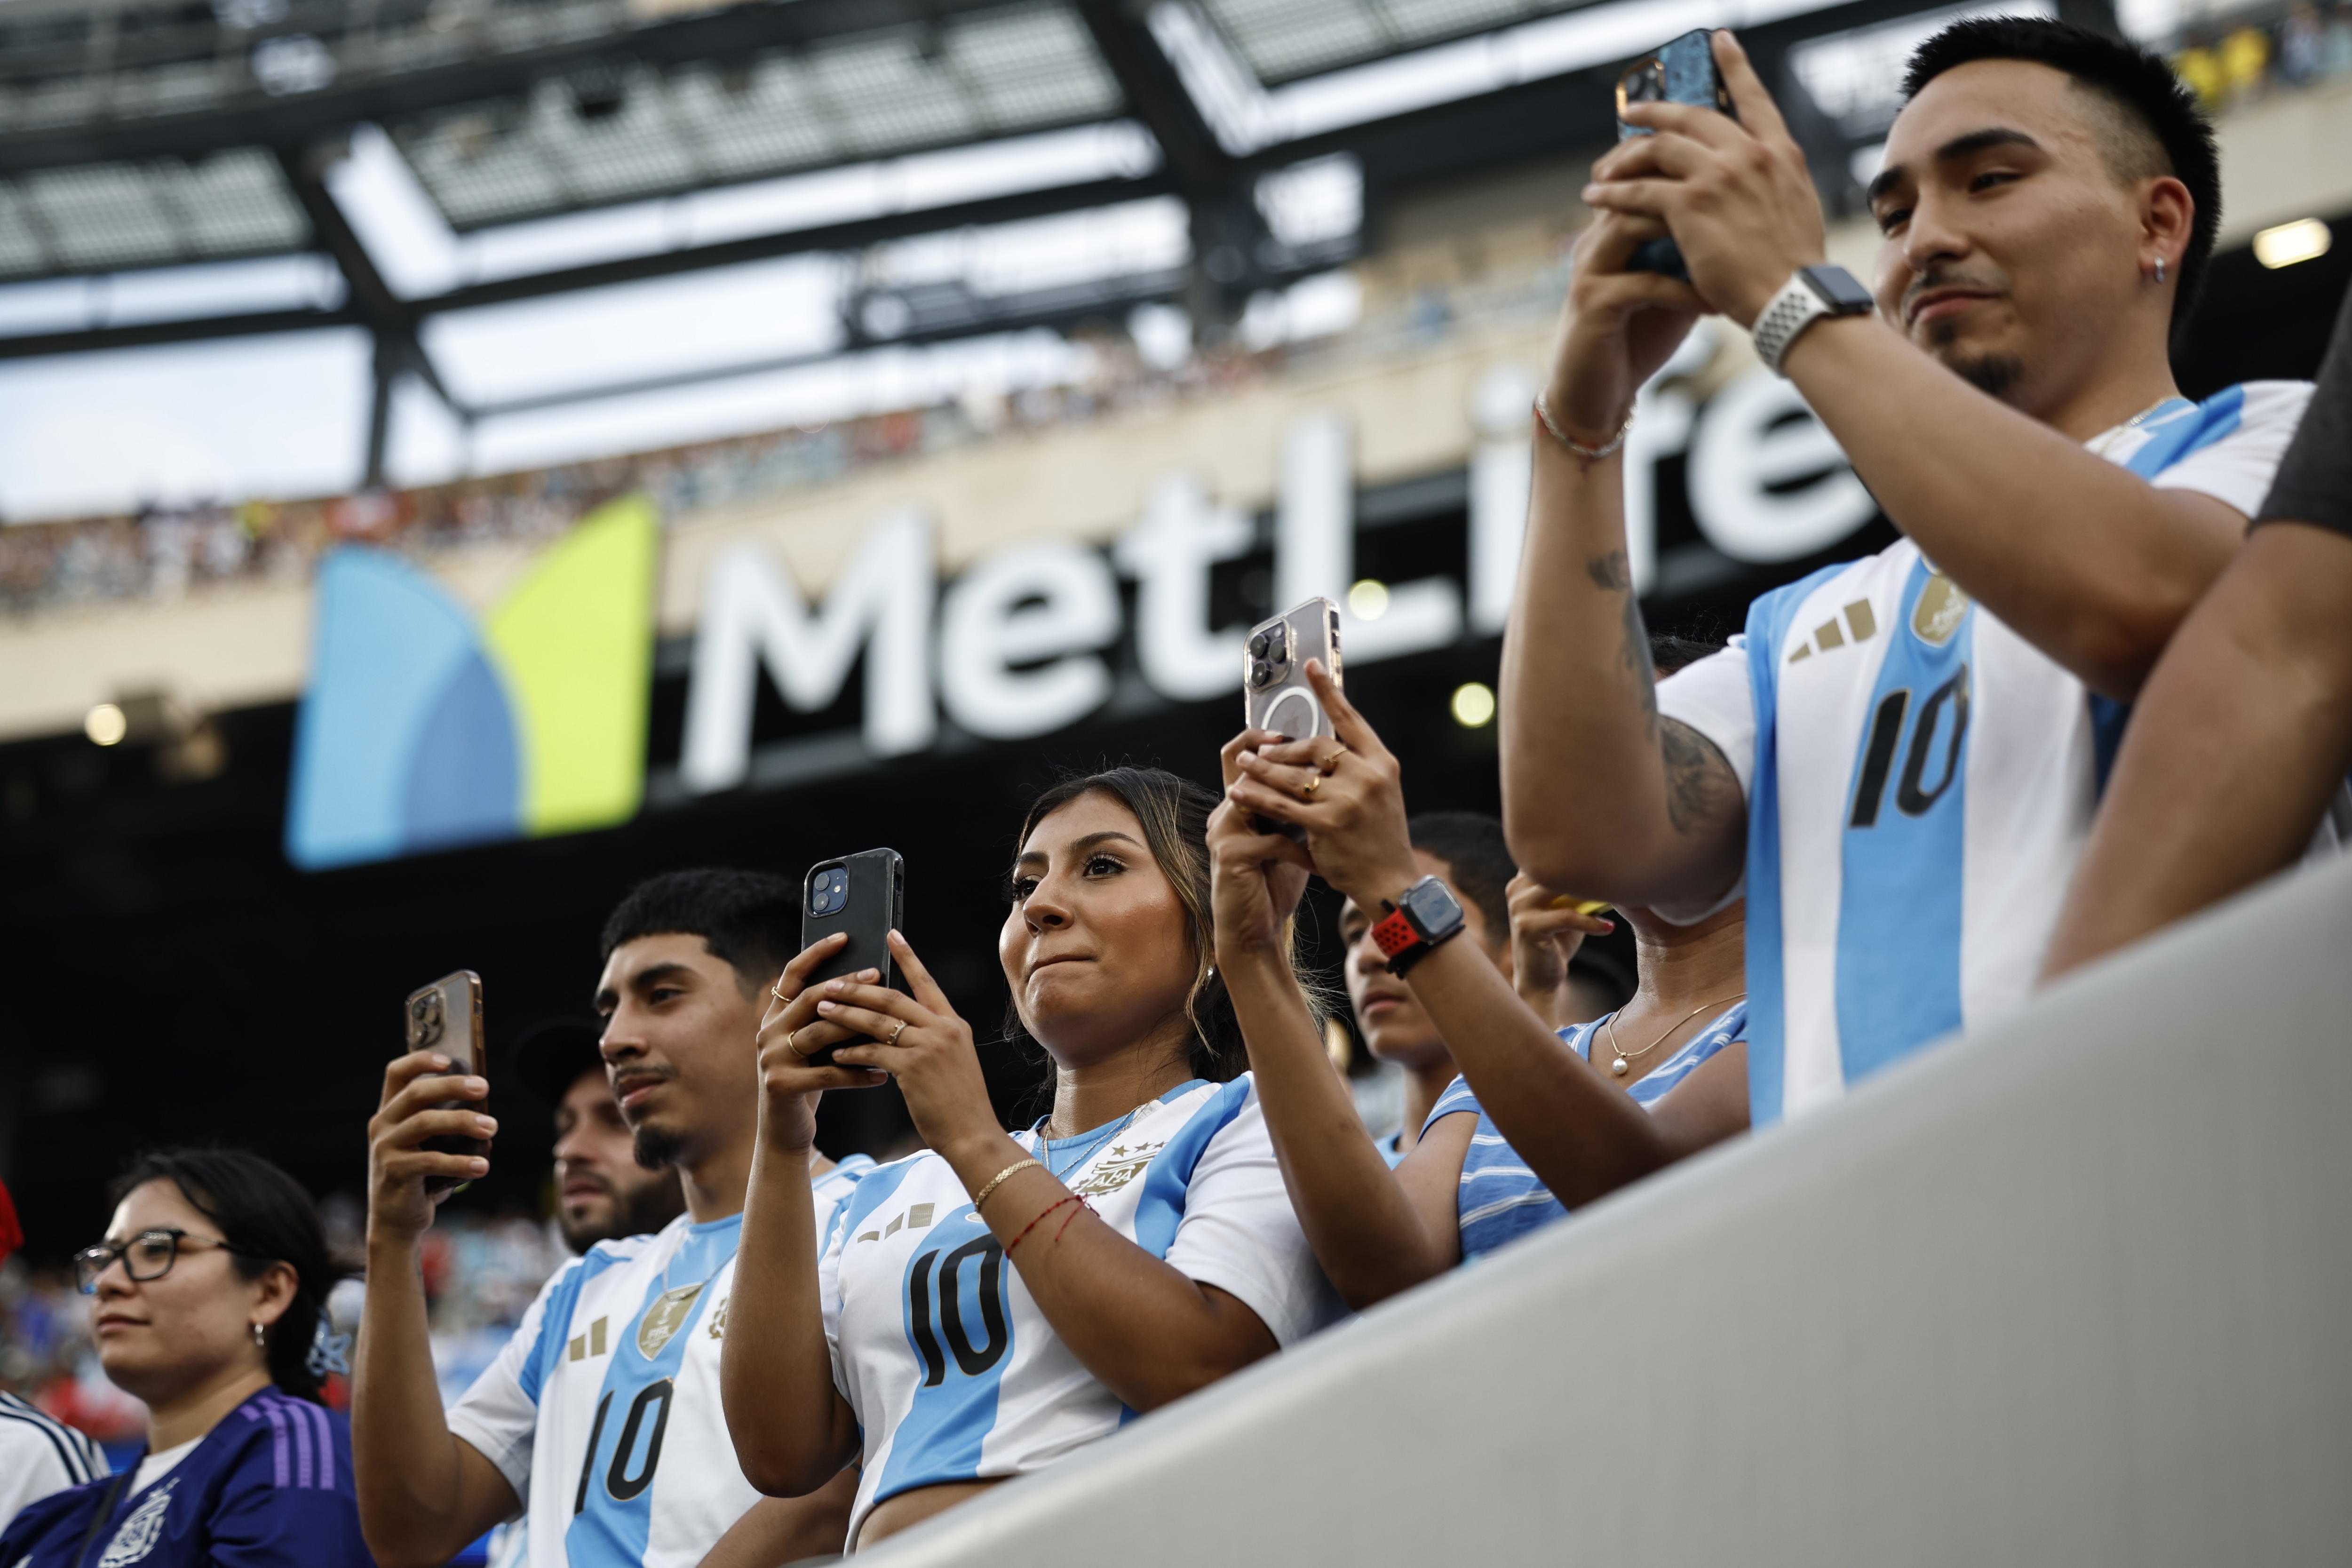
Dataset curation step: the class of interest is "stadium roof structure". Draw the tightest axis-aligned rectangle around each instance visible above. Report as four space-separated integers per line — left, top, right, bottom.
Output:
0 0 2117 486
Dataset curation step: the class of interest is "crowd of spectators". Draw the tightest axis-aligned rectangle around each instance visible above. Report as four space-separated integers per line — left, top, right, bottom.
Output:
3 15 2351 1568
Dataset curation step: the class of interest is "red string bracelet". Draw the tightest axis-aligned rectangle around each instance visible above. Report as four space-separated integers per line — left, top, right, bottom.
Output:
1049 1197 1093 1247
1005 1194 1081 1256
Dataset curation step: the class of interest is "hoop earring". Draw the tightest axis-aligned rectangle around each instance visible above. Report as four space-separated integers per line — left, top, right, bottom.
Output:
2153 257 2167 283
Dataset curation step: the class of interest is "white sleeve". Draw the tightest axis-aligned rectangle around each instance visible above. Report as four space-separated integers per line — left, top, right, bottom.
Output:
0 1425 82 1535
817 1194 853 1397
1648 640 1755 925
2152 381 2315 517
1654 639 1757 796
445 1258 576 1501
1163 1090 1344 1348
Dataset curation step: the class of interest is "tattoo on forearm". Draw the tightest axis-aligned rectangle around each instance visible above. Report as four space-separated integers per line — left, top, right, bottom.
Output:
1586 550 1659 735
1661 719 1739 836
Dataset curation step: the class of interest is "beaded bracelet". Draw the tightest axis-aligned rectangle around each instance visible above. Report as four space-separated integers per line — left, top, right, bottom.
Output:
1533 391 1634 461
1006 1194 1082 1256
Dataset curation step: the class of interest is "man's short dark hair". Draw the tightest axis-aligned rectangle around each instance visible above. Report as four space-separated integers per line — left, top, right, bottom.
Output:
1407 812 1516 940
1901 17 2219 327
600 868 800 995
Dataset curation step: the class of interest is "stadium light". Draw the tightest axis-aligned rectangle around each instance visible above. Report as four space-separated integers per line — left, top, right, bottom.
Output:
1347 579 1390 621
1451 682 1496 728
85 703 127 746
2253 218 2332 270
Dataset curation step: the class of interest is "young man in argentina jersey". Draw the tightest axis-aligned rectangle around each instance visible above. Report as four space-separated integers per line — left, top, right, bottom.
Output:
1501 20 2325 1131
1213 663 1748 1305
353 871 871 1568
719 769 1343 1551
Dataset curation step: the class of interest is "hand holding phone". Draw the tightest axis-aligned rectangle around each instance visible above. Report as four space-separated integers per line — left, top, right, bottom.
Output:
797 850 905 1067
1616 29 1736 279
402 971 486 1199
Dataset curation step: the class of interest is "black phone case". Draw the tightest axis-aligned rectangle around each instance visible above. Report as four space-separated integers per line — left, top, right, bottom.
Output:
1619 29 1734 279
800 849 904 1065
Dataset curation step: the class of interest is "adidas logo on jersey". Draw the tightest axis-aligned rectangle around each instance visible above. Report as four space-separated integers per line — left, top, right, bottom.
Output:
857 1202 938 1243
566 1316 610 1361
1787 599 1879 664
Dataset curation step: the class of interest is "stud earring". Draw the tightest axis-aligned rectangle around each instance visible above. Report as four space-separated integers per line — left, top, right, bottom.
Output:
2153 257 2167 283
251 1321 266 1349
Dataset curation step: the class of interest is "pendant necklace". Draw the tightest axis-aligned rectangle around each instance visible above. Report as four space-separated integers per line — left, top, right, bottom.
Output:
1605 992 1747 1078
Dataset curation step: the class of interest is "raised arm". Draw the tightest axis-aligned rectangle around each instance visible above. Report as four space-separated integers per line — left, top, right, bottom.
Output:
1497 208 1745 911
816 936 1284 1412
1586 30 2244 701
719 937 872 1499
1204 731 1463 1309
1233 668 1748 1206
353 1055 522 1568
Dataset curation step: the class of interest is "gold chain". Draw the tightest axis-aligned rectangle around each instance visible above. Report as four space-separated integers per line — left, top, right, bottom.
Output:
1604 993 1746 1079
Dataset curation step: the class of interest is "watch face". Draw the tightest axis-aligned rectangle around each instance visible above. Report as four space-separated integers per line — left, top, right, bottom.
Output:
1804 264 1876 313
1399 878 1465 938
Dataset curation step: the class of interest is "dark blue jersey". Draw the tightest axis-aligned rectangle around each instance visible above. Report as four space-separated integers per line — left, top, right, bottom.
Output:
0 1388 371 1568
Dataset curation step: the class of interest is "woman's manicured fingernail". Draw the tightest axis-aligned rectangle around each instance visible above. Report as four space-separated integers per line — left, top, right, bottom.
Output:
818 1000 837 1013
464 1077 487 1094
429 1054 450 1070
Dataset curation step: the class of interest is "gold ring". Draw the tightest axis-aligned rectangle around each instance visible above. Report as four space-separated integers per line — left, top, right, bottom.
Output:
1319 748 1346 773
771 979 789 1003
1300 774 1321 797
888 1019 910 1047
786 1027 805 1059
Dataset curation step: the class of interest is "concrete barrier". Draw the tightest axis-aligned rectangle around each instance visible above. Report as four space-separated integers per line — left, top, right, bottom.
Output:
858 852 2352 1566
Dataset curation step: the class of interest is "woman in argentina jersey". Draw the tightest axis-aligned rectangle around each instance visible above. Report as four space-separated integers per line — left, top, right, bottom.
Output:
1210 661 1754 1308
721 768 1344 1550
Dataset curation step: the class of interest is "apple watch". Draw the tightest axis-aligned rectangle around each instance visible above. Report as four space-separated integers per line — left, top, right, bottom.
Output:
1370 876 1468 977
1751 264 1875 376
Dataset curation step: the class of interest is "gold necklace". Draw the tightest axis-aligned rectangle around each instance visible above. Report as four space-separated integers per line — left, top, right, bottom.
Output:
1604 993 1746 1078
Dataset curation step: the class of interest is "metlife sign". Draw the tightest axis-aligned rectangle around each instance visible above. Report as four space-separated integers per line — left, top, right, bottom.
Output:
285 328 1881 865
675 332 1879 797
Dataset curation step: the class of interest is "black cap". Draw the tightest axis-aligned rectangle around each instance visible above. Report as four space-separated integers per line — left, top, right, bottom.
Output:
512 1018 608 1107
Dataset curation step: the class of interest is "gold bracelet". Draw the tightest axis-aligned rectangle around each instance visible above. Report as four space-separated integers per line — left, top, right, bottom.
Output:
970 1158 1043 1210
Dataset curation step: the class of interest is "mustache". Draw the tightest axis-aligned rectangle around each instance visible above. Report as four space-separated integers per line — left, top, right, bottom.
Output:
1903 266 2004 319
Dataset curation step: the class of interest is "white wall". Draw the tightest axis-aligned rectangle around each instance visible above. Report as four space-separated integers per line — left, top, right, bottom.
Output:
856 852 2352 1567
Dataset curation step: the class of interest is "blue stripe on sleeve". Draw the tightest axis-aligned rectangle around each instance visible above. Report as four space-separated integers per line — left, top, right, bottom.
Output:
1130 1078 1254 1261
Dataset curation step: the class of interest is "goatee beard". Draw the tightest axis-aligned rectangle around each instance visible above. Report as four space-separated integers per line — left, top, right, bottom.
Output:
1953 350 2025 403
634 1123 684 1170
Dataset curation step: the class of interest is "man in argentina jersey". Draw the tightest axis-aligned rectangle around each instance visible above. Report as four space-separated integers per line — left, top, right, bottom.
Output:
819 1077 1340 1544
353 871 870 1568
1505 21 2326 1129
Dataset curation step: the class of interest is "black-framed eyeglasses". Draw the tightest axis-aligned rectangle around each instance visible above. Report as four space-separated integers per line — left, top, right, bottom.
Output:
72 1228 262 1296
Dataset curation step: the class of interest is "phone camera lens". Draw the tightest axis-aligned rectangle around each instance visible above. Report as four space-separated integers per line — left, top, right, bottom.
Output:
1265 625 1287 661
1247 630 1268 660
1249 660 1271 688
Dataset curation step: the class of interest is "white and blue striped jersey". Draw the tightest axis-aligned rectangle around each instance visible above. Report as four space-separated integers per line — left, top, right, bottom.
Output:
446 1157 872 1568
0 1392 106 1536
1424 1003 1747 1258
820 1075 1343 1542
1658 381 2326 1125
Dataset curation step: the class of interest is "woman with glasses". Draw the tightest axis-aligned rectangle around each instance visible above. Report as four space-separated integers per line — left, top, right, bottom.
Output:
0 1148 371 1568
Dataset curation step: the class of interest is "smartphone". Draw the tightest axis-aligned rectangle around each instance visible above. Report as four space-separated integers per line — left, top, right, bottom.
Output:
799 849 905 1066
1616 29 1735 279
403 971 485 1198
1243 597 1344 743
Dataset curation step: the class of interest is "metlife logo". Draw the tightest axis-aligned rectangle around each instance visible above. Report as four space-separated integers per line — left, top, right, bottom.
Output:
673 335 1880 800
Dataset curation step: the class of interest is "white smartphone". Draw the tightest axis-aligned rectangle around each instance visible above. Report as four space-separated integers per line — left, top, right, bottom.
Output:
1243 597 1344 741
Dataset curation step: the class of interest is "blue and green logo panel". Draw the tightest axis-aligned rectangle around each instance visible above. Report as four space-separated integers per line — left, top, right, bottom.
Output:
285 496 658 871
